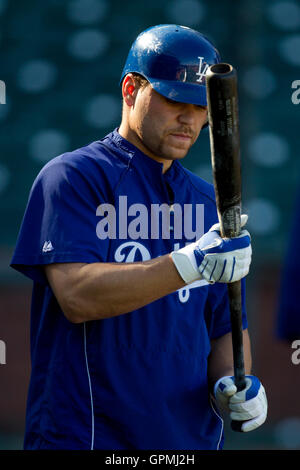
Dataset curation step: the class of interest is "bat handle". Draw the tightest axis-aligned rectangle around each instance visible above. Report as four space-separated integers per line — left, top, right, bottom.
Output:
228 280 247 432
220 211 247 432
231 374 247 432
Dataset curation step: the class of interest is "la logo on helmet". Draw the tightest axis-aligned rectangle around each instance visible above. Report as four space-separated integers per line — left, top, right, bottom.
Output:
196 57 209 83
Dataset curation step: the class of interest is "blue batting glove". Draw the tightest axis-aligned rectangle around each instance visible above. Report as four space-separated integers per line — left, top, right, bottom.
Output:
214 375 268 432
171 214 252 284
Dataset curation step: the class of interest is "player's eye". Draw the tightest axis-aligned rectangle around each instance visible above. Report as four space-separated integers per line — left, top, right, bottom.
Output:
196 105 207 111
164 96 179 105
164 96 207 113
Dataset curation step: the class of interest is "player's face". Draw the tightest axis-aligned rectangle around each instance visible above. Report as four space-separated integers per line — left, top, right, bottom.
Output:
125 83 208 171
119 81 207 171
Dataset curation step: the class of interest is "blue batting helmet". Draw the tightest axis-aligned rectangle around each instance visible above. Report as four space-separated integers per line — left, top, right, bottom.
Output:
120 24 221 107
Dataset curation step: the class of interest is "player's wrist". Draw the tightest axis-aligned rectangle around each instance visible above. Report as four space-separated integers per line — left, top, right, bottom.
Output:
171 243 203 284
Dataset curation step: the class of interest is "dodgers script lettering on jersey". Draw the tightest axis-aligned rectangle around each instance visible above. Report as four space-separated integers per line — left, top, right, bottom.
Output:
10 128 248 450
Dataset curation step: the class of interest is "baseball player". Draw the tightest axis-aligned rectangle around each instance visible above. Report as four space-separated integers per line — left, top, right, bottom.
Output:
11 24 267 450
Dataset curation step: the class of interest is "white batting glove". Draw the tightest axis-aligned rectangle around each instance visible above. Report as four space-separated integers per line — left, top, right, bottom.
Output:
214 375 268 432
171 214 251 284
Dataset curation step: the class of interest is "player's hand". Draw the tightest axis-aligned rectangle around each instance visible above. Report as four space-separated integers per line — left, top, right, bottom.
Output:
171 214 251 284
214 375 268 432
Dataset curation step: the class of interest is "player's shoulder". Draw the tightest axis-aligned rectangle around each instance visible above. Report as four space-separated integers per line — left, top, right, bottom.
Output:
178 164 216 205
34 133 129 190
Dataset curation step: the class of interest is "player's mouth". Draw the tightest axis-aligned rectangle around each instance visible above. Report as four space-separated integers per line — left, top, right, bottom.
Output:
170 133 191 140
169 133 193 143
168 126 194 140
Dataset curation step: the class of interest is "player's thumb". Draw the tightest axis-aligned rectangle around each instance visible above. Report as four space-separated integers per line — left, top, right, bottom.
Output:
214 376 237 398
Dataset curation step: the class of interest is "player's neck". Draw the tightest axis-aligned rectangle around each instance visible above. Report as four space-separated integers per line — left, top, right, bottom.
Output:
118 124 172 174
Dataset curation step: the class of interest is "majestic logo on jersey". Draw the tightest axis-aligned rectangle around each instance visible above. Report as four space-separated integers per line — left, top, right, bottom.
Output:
114 241 208 303
196 56 209 83
42 240 54 253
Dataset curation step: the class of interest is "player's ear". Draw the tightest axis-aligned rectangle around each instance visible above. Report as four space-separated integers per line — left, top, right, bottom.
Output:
122 74 137 107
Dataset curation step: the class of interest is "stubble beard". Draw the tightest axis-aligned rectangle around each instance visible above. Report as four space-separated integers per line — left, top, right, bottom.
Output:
143 129 192 162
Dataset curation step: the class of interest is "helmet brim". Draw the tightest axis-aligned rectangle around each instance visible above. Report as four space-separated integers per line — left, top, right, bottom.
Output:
149 79 208 106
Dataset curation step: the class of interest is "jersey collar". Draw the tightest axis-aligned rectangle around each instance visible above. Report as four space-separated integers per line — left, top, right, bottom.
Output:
110 128 182 181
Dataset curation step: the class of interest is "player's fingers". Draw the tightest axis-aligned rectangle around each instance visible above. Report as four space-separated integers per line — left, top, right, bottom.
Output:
229 396 264 413
229 401 264 421
229 386 267 422
240 412 267 432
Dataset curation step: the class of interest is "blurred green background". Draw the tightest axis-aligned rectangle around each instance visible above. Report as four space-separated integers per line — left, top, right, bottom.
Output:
1 0 300 450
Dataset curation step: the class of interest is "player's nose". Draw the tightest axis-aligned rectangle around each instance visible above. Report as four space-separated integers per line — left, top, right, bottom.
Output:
177 103 205 126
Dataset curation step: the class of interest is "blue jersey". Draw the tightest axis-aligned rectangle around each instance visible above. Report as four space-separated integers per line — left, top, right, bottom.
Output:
277 187 300 341
11 129 248 450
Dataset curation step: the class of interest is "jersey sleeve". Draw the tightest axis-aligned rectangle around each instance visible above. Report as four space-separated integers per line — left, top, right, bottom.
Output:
10 154 111 285
205 278 248 339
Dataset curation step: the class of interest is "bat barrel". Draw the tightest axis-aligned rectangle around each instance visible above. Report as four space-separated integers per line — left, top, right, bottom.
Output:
206 63 241 239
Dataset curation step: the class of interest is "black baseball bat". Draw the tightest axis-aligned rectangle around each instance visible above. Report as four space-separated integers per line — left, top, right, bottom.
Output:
206 63 246 432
